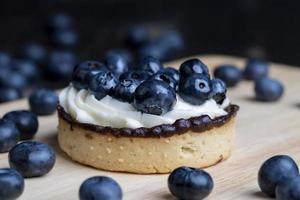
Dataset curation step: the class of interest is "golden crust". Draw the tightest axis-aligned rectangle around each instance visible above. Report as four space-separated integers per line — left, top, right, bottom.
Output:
58 115 236 174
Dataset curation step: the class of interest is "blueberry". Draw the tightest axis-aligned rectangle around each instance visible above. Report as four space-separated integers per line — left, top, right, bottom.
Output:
3 110 38 140
126 25 149 47
0 72 29 90
11 59 39 81
46 50 77 82
47 12 74 32
137 56 163 74
49 50 76 64
244 59 269 80
0 120 20 153
258 155 299 197
52 30 78 48
255 78 284 102
20 42 47 63
168 166 214 200
156 31 184 56
88 71 117 100
133 79 176 115
119 70 151 82
139 43 168 62
46 61 75 83
158 31 184 50
139 31 184 61
9 141 56 178
0 88 22 103
72 60 108 90
105 51 130 77
79 176 122 200
180 58 209 78
29 89 58 115
0 51 12 67
150 71 178 90
213 65 242 87
0 67 11 84
106 49 133 66
276 175 300 200
114 79 141 103
211 78 227 104
178 74 212 105
163 67 180 82
0 168 24 200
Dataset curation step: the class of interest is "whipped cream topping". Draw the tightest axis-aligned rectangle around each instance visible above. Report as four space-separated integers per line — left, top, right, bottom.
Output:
59 86 230 129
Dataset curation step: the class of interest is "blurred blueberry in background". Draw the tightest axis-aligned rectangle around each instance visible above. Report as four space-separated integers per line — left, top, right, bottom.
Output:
0 51 12 67
45 50 77 83
11 59 40 82
126 25 150 48
139 30 184 61
47 12 74 33
19 42 47 64
51 30 78 48
106 49 133 66
0 88 22 103
1 72 29 91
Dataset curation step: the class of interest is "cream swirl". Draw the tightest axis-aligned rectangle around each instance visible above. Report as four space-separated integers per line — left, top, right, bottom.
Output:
59 86 230 128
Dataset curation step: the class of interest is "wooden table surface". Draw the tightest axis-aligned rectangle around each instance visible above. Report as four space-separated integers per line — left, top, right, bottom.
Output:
0 55 300 200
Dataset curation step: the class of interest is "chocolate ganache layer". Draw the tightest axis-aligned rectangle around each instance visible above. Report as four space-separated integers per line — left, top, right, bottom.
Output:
57 104 239 138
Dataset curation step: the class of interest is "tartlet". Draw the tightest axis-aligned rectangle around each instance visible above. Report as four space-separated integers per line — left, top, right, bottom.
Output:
57 58 239 174
57 104 238 174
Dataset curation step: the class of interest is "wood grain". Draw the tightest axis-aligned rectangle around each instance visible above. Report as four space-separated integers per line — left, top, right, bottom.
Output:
0 55 300 200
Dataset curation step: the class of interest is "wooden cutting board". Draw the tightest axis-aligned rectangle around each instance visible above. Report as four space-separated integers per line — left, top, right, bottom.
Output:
0 55 300 200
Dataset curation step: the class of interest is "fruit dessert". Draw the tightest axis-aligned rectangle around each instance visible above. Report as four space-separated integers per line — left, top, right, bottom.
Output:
57 57 239 174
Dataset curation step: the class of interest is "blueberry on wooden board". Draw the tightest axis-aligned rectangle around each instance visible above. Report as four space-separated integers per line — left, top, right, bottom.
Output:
9 141 56 178
29 89 58 115
214 64 242 87
0 119 20 153
276 175 300 200
79 176 122 200
168 166 214 200
3 110 38 140
255 78 284 102
244 59 269 81
0 168 24 200
258 155 299 197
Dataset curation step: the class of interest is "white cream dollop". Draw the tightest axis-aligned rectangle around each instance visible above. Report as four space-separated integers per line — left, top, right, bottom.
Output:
59 86 230 129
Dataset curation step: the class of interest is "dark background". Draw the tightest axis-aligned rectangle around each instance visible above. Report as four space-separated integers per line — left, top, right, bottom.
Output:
0 0 299 65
